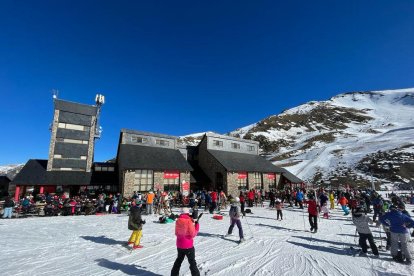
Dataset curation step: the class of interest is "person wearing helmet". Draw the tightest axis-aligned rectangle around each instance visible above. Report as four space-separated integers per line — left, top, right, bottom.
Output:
226 197 245 243
352 206 379 257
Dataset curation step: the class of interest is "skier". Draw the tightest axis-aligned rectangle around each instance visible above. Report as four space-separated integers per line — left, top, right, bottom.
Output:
339 194 350 215
2 194 15 219
372 193 383 222
226 197 245 242
296 189 304 209
329 191 335 210
275 197 283 220
127 201 146 249
171 207 200 276
379 205 414 264
352 206 379 257
305 195 319 233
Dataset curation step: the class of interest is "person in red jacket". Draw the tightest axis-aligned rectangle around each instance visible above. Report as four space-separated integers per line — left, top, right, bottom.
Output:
305 195 320 233
248 190 255 207
239 191 246 216
210 190 218 213
171 207 200 276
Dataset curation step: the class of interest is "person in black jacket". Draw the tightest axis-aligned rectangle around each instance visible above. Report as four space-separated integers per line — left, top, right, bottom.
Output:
2 195 15 219
127 201 145 249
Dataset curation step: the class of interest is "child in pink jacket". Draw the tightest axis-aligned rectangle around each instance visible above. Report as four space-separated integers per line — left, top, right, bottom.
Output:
171 207 200 276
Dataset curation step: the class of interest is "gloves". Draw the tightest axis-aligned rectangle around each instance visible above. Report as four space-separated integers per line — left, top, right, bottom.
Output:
195 221 199 225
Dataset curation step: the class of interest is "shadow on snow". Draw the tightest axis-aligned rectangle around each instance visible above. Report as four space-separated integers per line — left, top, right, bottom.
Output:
81 235 125 246
96 258 162 276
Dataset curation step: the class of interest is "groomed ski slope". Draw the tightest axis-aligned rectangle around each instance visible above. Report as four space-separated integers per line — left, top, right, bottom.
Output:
1 204 413 276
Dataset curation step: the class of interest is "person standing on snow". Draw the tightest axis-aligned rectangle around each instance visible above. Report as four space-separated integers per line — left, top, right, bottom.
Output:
329 191 335 210
127 201 146 249
226 197 245 242
339 194 350 215
275 197 283 220
379 205 414 264
305 195 319 233
296 189 304 209
352 206 379 257
171 207 200 276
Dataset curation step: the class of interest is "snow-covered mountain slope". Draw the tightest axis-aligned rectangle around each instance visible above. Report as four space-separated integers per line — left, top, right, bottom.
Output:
0 164 24 179
182 88 414 189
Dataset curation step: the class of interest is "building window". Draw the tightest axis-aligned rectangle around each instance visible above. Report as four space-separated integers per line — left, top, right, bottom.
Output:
253 172 262 190
156 139 170 147
164 177 180 192
266 174 277 190
58 122 89 131
247 145 255 152
231 143 240 149
80 156 87 160
56 138 88 145
134 169 153 192
132 136 148 144
54 154 62 158
213 140 223 147
237 177 247 191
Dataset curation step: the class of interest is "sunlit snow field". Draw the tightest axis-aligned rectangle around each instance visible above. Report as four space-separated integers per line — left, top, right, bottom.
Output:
1 203 413 276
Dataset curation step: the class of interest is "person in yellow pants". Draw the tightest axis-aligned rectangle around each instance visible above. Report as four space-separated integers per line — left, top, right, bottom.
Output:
329 191 335 210
128 201 145 249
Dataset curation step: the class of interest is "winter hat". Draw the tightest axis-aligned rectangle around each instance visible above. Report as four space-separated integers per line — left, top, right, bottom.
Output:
235 197 240 202
181 207 190 214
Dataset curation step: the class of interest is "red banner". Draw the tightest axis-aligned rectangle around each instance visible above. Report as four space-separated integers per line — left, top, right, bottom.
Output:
267 173 276 180
182 181 190 196
238 172 247 179
164 171 180 179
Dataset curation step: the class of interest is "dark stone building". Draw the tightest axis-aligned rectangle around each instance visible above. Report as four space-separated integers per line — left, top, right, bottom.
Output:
116 129 193 198
194 133 302 197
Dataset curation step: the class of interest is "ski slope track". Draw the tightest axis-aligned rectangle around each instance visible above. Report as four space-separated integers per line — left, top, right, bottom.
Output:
1 204 413 275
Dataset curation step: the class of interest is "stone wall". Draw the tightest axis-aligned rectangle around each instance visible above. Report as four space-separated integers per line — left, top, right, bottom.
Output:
86 115 96 172
154 171 164 192
122 170 135 198
47 109 59 171
226 172 239 198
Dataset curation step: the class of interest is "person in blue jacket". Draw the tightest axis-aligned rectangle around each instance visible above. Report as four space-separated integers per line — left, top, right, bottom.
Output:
296 190 304 209
380 205 414 264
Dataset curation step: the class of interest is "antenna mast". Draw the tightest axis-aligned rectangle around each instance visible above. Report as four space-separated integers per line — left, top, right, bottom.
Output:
94 94 105 139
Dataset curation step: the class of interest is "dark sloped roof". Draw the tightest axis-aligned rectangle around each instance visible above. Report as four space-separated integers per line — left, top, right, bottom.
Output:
12 159 92 186
118 144 193 171
280 168 303 183
47 171 92 185
207 150 285 173
12 159 48 185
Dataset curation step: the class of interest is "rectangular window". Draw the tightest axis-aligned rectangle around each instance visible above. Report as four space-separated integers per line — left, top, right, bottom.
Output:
134 169 153 192
58 122 89 131
247 145 255 152
253 172 262 190
237 177 247 191
108 167 115 172
164 177 180 192
80 156 87 160
95 167 102 171
266 174 277 190
231 143 240 149
213 140 223 147
56 138 88 145
156 139 170 147
132 136 148 144
54 154 62 158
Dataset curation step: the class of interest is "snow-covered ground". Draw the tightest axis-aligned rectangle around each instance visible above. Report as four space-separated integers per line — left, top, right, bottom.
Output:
1 203 414 276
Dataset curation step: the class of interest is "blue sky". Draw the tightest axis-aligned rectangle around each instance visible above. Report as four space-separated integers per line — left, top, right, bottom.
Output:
1 1 414 164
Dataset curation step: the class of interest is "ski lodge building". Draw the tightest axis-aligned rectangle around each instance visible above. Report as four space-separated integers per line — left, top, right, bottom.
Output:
11 96 302 200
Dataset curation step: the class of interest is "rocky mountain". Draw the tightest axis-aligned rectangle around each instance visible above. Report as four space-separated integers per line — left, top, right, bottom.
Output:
0 164 24 180
180 88 414 190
